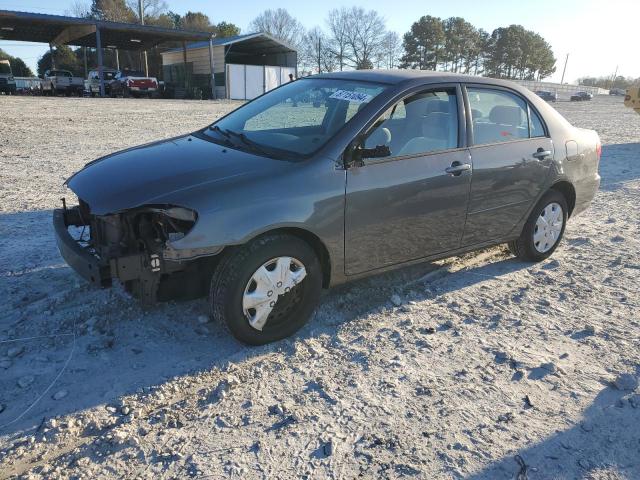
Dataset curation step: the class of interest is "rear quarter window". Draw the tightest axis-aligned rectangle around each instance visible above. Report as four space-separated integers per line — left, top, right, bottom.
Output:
530 108 546 138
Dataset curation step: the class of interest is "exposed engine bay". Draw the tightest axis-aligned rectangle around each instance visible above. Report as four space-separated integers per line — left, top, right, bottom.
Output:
55 197 215 304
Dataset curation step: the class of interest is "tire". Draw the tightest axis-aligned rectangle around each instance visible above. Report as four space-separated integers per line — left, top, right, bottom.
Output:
509 189 568 262
209 233 323 345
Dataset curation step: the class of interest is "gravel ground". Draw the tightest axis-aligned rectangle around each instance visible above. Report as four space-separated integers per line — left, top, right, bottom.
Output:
0 95 639 479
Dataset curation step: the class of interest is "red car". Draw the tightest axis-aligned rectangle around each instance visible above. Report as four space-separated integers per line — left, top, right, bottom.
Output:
109 69 158 98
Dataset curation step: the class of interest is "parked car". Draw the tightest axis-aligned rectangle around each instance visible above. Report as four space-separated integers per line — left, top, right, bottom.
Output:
109 69 158 98
41 70 84 96
570 91 593 101
0 59 16 95
87 68 117 96
55 70 601 345
609 88 626 96
15 76 42 95
535 90 557 102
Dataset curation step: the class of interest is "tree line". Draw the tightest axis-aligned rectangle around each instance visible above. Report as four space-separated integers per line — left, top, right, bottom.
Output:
249 8 556 80
578 75 640 90
7 2 559 82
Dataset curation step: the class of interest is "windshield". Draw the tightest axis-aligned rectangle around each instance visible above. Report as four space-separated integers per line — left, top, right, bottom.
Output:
123 70 145 77
0 62 11 75
204 78 388 158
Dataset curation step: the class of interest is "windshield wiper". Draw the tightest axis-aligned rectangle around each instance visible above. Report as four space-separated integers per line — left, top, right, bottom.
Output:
208 125 233 142
222 129 274 158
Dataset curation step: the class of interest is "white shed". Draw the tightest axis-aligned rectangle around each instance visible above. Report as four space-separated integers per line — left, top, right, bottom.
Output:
160 32 297 99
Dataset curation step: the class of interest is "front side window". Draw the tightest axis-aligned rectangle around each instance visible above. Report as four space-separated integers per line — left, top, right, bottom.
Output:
468 88 530 145
363 89 459 157
206 78 388 158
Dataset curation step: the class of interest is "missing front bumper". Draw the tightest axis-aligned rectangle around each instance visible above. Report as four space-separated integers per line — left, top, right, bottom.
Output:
53 208 112 288
53 208 155 293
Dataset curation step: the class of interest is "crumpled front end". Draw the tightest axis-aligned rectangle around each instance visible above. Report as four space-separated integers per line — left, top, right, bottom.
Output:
53 195 215 304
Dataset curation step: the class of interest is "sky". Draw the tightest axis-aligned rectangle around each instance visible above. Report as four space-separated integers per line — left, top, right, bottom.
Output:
0 0 637 83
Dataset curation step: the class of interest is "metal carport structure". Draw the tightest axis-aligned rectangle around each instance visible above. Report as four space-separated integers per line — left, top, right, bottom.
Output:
0 9 214 97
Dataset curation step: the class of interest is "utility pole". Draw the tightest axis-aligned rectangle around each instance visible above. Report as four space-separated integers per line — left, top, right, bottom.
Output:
560 53 569 84
83 46 88 77
138 0 148 76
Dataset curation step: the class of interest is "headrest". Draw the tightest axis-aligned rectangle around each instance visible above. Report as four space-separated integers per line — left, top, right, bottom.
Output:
421 112 449 138
489 105 523 126
405 98 426 118
425 100 449 114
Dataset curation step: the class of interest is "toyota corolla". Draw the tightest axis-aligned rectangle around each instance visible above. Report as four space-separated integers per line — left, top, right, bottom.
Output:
54 70 601 345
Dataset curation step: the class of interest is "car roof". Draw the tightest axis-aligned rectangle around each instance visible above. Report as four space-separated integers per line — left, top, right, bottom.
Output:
311 69 523 89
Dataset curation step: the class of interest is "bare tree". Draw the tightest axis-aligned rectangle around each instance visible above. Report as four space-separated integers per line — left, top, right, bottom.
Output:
249 8 305 49
326 8 350 71
301 27 337 74
66 0 91 18
342 7 387 69
126 0 167 21
380 31 401 69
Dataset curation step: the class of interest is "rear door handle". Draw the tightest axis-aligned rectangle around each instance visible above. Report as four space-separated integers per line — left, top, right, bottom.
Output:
445 162 471 176
532 149 552 160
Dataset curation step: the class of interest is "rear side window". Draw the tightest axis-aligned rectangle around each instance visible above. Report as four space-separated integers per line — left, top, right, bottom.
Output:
468 88 529 145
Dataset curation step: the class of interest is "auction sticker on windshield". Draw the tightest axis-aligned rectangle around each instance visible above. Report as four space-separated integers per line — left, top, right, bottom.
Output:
329 90 373 104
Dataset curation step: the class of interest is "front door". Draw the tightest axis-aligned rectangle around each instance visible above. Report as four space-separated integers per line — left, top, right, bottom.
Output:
462 86 554 245
345 86 472 275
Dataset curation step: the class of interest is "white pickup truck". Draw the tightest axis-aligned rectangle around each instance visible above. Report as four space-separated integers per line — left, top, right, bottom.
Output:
41 69 84 96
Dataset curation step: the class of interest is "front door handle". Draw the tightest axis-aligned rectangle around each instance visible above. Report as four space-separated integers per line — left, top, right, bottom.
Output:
445 161 471 176
532 148 552 160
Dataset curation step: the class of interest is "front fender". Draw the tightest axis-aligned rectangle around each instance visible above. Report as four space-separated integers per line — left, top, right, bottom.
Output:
165 159 346 270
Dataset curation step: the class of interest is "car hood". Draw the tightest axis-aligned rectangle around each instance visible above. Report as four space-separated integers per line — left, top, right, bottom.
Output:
66 133 282 215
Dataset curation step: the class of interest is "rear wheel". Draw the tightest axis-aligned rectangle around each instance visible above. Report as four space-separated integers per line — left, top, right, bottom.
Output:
509 189 568 262
209 234 322 345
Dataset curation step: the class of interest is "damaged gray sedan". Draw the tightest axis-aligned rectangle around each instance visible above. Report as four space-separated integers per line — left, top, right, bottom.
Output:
55 70 601 345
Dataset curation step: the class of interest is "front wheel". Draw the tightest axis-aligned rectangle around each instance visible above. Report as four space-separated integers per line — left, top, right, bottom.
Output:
209 234 323 345
509 189 568 262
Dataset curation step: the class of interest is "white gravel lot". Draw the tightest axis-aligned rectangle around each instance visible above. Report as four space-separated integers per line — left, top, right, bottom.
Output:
0 95 639 479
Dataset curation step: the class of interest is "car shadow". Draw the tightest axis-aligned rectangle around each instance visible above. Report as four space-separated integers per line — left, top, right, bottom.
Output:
0 208 527 441
464 368 640 480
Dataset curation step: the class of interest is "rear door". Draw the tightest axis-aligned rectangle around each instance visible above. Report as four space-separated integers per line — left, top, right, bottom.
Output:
462 85 553 245
344 85 472 275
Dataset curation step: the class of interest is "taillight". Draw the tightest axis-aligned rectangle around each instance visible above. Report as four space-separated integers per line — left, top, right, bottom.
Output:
596 143 602 158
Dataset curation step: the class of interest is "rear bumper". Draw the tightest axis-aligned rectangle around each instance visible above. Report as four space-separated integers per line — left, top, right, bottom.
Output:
53 208 111 287
573 173 601 217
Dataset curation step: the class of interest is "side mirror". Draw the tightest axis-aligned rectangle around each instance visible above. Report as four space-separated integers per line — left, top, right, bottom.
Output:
359 144 391 159
345 136 391 168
